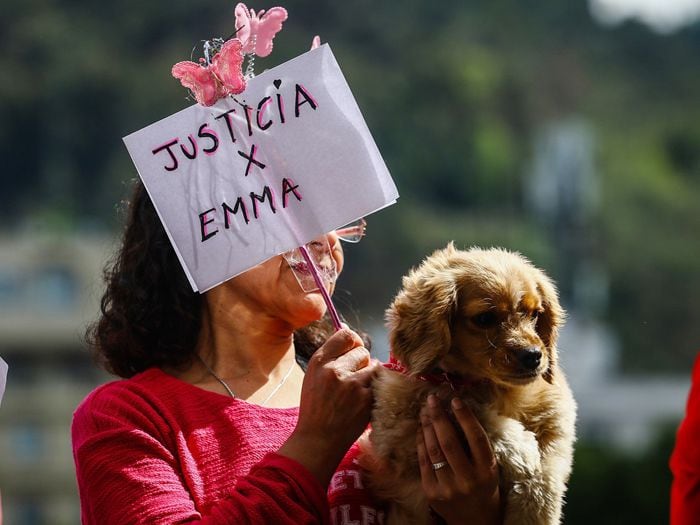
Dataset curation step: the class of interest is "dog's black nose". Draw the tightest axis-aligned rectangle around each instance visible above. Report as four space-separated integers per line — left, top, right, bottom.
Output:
516 348 542 371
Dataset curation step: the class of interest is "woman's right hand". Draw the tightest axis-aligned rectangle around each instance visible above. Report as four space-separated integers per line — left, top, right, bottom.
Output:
417 396 502 525
278 327 379 485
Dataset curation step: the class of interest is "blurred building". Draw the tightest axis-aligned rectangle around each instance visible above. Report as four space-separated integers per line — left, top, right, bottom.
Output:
0 233 113 525
526 117 604 312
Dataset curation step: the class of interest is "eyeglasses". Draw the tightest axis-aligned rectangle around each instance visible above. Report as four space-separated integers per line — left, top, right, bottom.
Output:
283 235 337 292
335 217 366 243
281 218 366 293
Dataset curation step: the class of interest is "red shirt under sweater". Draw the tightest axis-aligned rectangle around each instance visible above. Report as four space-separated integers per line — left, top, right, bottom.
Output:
72 368 384 524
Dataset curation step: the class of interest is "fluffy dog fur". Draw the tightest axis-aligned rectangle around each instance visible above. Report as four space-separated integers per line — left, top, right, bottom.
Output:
360 245 576 525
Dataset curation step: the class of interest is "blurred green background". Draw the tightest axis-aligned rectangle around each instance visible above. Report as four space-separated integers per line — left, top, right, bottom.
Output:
1 0 698 523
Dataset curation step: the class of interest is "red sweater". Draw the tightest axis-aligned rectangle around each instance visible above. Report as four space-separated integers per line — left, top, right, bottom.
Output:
72 368 383 524
670 353 700 525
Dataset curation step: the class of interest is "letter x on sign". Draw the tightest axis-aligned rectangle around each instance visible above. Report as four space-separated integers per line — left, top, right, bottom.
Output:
238 144 266 176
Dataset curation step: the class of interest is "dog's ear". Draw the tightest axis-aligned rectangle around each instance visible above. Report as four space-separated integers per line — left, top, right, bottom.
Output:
386 248 459 374
535 272 565 384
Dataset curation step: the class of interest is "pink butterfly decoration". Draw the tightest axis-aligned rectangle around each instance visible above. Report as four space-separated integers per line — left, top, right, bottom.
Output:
172 38 246 106
310 35 321 50
234 3 288 58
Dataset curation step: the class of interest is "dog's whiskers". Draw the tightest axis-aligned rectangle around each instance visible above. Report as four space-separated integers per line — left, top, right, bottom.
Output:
485 334 498 350
476 343 497 355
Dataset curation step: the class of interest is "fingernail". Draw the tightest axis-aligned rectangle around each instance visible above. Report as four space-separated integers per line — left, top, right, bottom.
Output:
427 394 438 408
451 397 464 410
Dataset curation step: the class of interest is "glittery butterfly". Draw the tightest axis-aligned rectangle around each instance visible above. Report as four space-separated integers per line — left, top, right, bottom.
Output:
171 38 246 107
234 3 288 57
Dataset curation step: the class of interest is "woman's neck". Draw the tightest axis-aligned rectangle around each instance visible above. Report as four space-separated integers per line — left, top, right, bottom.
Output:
175 285 304 406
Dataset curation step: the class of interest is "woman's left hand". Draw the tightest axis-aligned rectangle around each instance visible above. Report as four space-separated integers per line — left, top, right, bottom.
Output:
417 394 503 525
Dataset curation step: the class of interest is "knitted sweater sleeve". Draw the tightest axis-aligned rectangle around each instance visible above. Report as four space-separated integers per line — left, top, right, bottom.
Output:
71 384 329 525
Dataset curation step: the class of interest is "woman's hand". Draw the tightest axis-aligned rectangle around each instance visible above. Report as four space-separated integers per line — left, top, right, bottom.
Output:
417 395 503 525
279 327 379 485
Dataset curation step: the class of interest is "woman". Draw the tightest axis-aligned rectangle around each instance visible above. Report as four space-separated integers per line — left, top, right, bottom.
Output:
72 181 502 524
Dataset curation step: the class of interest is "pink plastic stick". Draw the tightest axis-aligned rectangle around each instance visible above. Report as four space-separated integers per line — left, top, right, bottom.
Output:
298 244 342 331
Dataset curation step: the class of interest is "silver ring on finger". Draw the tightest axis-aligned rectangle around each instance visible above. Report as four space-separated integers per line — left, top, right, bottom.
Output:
432 461 448 471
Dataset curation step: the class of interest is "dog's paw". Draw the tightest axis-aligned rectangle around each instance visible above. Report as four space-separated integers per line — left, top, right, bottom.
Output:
487 414 542 479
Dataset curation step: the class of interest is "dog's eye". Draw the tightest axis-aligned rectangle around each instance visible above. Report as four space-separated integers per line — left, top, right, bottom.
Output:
472 311 498 328
530 310 540 321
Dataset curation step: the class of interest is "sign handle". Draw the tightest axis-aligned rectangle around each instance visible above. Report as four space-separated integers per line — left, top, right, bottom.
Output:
298 245 343 331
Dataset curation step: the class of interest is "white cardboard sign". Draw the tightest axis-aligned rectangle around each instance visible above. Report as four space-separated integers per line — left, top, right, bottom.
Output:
124 44 398 292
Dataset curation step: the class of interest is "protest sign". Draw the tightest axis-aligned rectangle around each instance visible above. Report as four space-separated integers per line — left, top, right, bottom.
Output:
124 44 398 292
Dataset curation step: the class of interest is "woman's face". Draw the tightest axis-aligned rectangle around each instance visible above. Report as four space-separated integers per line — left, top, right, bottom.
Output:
212 231 344 328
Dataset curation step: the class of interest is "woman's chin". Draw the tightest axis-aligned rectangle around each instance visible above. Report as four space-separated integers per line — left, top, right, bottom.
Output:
303 293 329 320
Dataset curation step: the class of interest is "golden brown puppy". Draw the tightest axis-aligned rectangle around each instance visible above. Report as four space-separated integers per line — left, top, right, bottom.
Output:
360 244 576 525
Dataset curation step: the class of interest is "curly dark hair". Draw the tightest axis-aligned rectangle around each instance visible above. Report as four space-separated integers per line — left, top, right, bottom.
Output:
88 181 365 378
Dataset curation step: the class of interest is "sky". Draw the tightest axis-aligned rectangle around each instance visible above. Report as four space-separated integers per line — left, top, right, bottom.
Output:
590 0 700 32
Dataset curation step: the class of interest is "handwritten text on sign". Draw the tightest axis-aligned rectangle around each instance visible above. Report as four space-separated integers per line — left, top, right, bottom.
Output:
124 45 398 292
